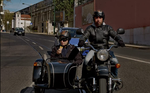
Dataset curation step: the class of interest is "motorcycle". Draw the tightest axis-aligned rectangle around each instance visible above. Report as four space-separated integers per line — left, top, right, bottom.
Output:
32 28 125 93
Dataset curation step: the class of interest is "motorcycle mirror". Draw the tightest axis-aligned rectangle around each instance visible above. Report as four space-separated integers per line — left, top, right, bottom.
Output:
117 28 125 34
76 28 84 35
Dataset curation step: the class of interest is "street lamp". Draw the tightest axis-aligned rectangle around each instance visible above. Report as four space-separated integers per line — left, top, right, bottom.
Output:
7 21 9 32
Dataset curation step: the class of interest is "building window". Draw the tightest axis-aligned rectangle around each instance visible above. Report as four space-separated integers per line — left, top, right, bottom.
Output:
78 0 93 6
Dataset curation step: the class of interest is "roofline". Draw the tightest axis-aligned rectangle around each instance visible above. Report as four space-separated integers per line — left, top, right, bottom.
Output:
61 27 80 29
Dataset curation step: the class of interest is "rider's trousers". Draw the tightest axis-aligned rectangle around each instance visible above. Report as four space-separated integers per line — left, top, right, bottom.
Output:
75 62 83 80
109 51 119 77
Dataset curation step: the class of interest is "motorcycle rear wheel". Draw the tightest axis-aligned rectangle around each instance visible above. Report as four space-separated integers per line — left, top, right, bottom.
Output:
99 78 107 93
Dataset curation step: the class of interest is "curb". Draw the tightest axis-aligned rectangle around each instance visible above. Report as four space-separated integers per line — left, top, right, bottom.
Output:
109 42 150 49
125 44 150 49
28 32 55 37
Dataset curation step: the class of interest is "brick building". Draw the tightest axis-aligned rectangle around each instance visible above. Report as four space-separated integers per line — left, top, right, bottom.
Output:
74 0 150 45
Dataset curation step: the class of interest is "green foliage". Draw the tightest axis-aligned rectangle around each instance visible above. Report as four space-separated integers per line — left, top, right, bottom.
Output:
1 0 11 3
55 0 74 22
1 0 11 6
3 12 14 31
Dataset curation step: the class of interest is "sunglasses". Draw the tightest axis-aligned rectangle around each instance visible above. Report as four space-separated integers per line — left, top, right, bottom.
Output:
59 38 68 42
95 16 103 19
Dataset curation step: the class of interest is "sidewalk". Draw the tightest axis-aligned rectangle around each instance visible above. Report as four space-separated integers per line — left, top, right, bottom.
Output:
124 43 150 49
109 42 150 49
29 31 56 37
29 32 150 49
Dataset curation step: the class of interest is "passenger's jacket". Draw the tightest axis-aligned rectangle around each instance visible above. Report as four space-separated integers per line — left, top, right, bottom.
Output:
80 23 123 48
50 44 82 65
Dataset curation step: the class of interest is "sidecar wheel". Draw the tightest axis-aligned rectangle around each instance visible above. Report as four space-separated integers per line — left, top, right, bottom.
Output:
99 78 107 93
34 88 45 93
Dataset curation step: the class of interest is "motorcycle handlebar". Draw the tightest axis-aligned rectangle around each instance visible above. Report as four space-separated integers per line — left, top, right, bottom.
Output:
85 43 118 52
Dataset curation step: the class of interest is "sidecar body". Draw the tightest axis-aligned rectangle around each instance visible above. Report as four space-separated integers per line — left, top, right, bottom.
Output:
33 59 77 89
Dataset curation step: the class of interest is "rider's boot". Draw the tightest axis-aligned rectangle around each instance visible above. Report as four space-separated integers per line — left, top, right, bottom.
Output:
115 81 123 91
73 77 82 89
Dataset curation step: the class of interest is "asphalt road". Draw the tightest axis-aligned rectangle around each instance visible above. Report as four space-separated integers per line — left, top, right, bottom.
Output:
1 32 150 93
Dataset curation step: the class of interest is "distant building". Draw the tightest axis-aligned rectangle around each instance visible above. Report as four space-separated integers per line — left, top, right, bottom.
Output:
15 0 69 34
0 0 4 31
13 12 31 29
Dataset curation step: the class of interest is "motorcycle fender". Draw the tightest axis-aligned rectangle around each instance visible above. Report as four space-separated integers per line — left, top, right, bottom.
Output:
97 66 109 77
32 59 43 82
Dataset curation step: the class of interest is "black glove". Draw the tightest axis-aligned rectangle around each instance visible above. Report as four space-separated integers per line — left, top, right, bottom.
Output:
118 40 125 47
78 40 85 47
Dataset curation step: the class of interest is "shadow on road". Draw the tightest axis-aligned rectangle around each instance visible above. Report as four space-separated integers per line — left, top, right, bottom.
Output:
20 87 33 93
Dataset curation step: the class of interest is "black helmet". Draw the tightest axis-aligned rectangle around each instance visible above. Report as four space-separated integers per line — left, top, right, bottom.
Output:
93 10 105 20
59 31 71 41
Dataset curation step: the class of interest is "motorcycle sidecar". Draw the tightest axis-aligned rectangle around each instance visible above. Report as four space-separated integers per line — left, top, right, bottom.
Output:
33 59 77 90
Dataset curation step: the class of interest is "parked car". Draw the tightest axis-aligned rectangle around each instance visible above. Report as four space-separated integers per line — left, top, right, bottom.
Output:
10 28 15 33
2 30 6 32
14 27 25 36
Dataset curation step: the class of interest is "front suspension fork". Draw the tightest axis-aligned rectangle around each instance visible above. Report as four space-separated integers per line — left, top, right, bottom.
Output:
108 77 112 92
108 77 123 92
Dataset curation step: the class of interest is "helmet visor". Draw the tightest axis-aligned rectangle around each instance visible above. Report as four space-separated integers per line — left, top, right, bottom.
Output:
59 36 68 42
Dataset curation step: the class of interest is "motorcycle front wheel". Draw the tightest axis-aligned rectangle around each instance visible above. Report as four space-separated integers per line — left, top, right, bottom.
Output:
99 78 107 93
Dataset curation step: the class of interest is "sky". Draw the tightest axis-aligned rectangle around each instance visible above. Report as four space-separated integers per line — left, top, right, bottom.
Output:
3 0 42 12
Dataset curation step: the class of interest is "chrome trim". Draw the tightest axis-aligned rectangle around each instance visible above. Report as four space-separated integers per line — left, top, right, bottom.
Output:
49 62 55 87
63 63 72 87
68 66 77 86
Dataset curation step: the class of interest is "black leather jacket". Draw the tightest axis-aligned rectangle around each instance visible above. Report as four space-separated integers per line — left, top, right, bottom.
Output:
79 24 123 48
50 44 83 65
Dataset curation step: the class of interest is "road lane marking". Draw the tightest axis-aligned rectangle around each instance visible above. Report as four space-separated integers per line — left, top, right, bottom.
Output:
116 55 150 64
32 42 36 44
49 40 54 42
39 46 44 50
26 39 29 41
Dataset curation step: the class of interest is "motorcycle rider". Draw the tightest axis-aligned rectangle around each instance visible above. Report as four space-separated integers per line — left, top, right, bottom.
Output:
50 31 83 87
78 10 125 77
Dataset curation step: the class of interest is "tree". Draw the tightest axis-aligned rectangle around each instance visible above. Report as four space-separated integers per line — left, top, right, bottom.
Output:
55 0 74 23
0 0 10 2
3 11 14 31
0 0 11 4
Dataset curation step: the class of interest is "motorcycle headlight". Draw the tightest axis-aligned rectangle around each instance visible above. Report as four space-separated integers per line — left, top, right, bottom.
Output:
97 49 109 61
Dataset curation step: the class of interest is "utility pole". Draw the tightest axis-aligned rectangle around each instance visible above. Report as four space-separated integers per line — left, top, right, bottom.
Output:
53 0 56 34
